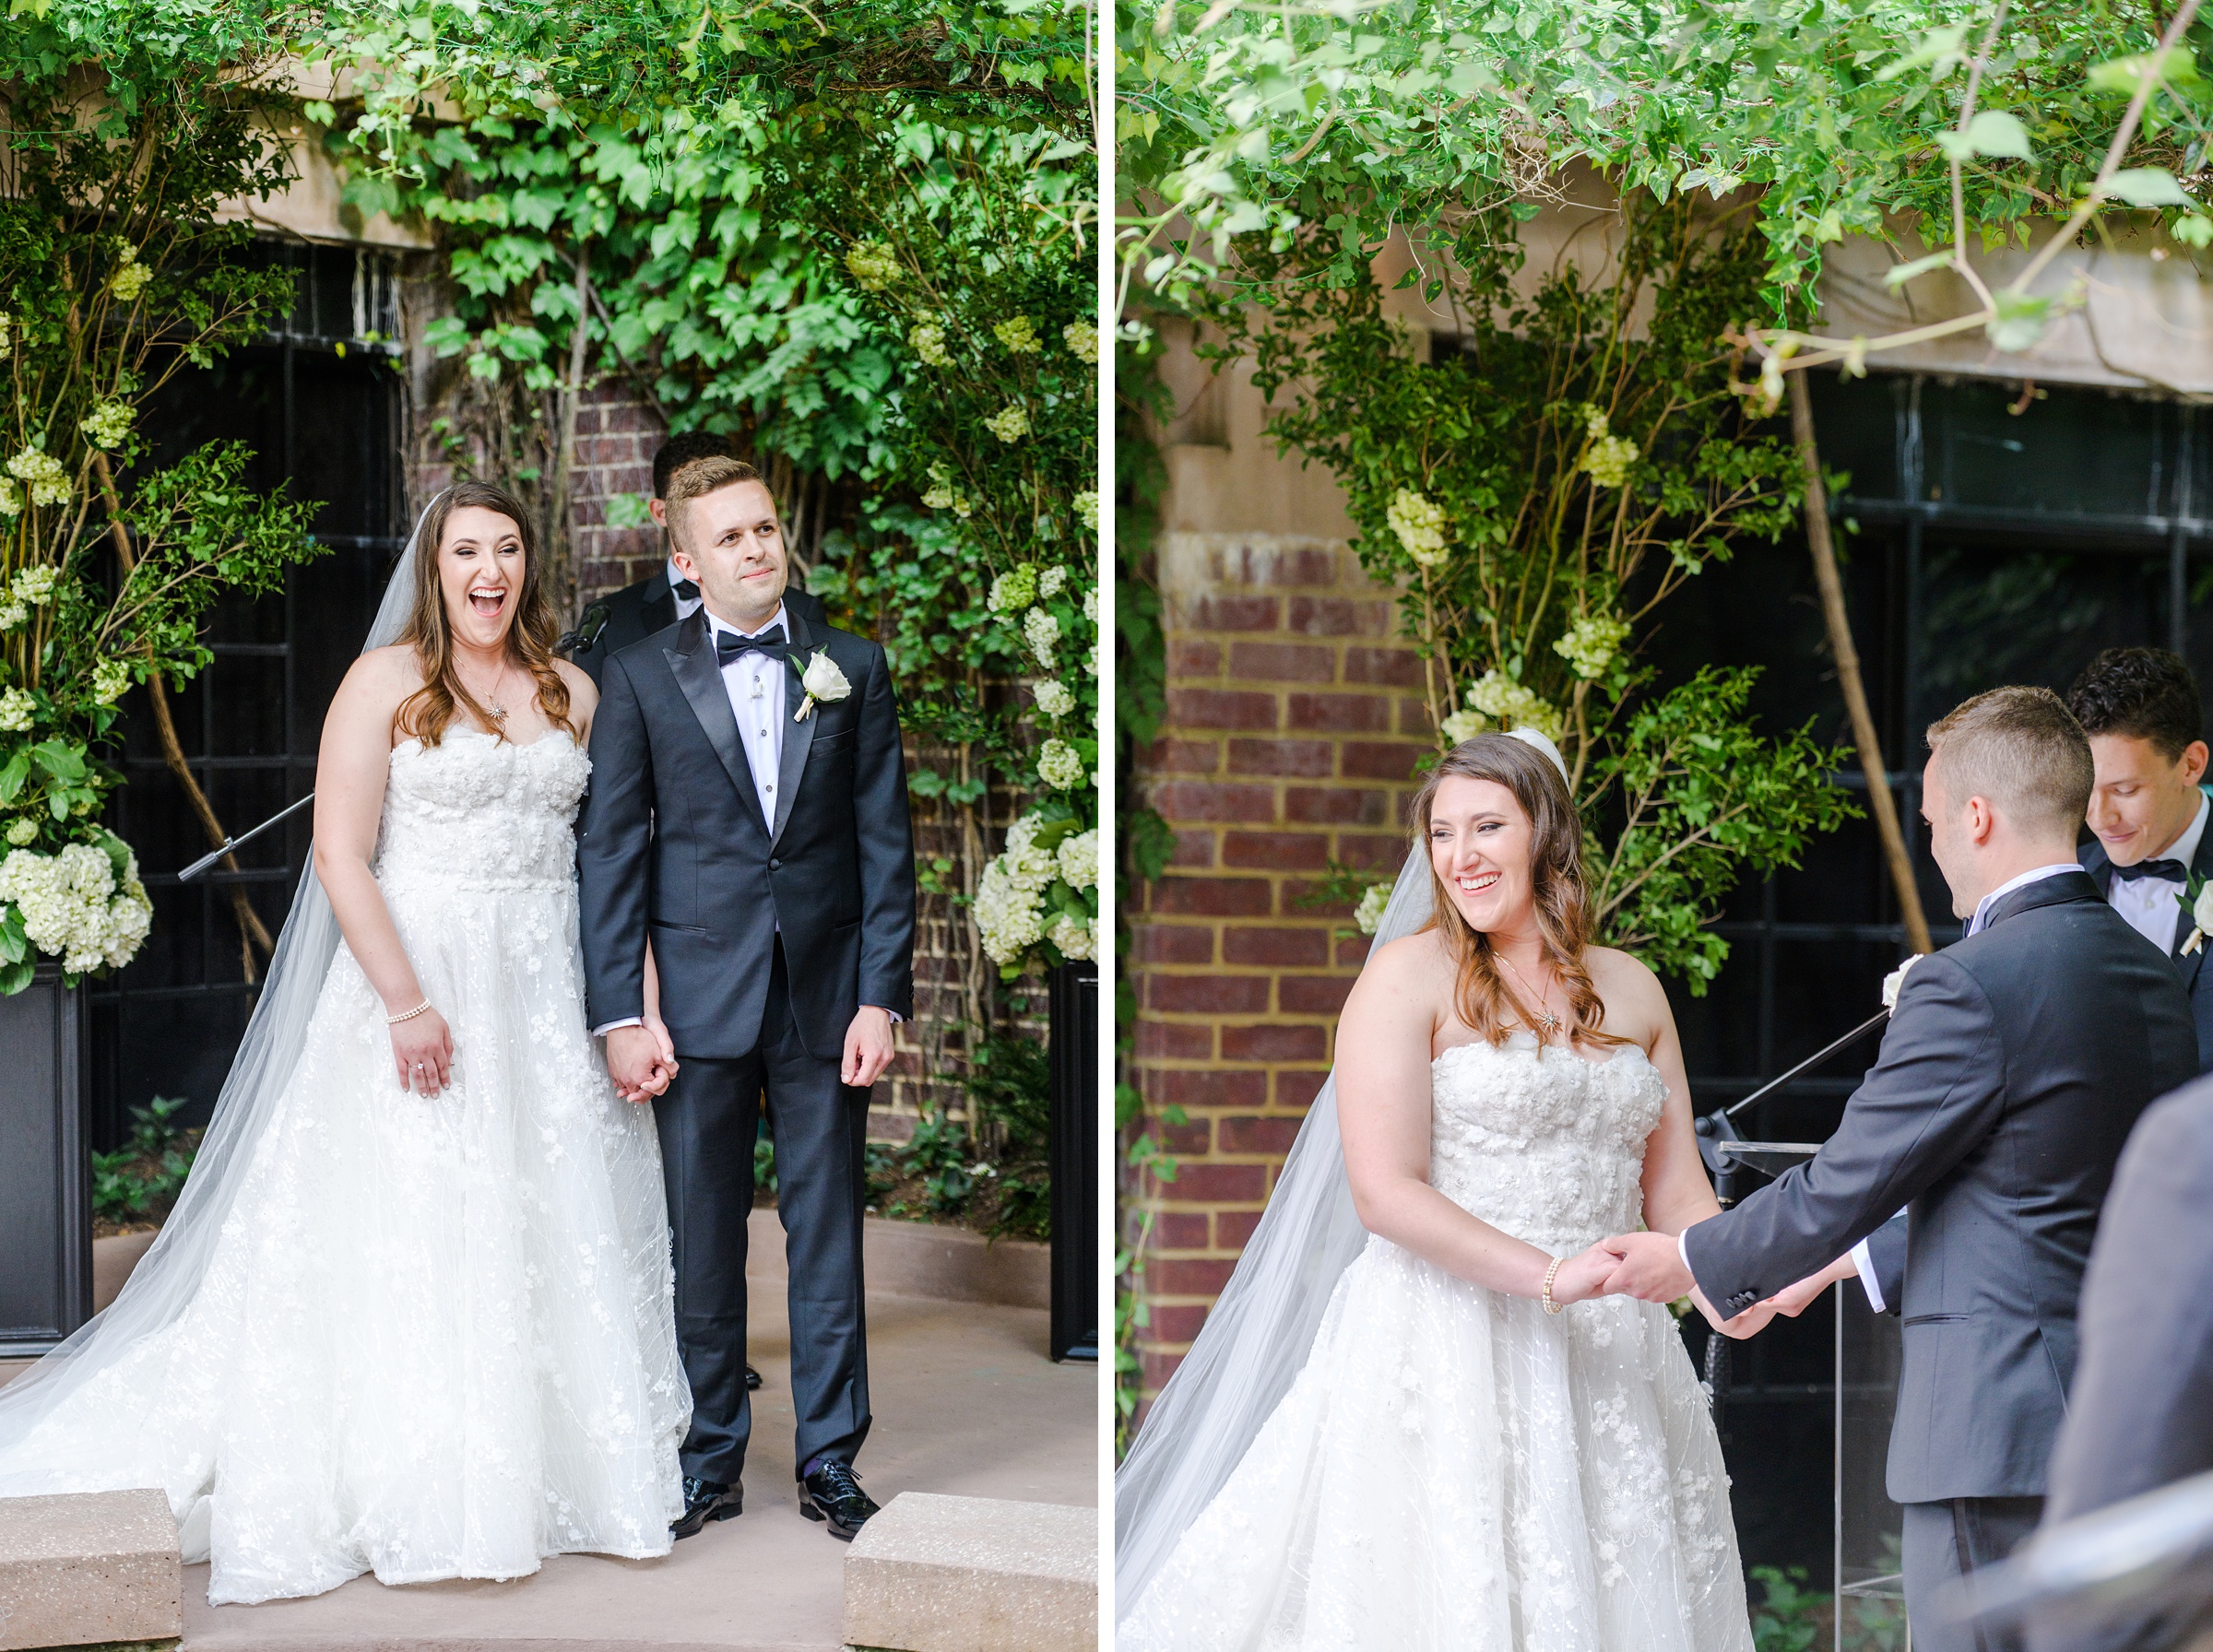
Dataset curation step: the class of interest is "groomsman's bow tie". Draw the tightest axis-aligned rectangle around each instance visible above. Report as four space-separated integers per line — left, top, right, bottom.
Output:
671 578 701 601
2112 857 2187 882
716 629 787 667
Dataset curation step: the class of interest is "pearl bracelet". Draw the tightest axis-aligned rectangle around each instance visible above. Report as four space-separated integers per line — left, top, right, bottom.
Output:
385 999 433 1025
1541 1256 1565 1315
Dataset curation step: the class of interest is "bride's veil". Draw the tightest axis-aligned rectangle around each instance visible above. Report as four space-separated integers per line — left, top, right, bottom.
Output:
0 496 441 1452
1115 835 1437 1612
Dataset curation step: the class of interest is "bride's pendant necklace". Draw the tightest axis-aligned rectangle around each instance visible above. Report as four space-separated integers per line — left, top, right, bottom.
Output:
1497 950 1563 1037
460 658 512 727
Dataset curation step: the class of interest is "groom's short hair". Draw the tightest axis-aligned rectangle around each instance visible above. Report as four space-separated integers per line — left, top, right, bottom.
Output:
1925 686 2095 840
666 455 767 549
2065 647 2204 761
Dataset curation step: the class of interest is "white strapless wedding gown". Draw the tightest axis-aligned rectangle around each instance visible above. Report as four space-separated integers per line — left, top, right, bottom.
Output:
1122 1035 1753 1651
0 730 688 1603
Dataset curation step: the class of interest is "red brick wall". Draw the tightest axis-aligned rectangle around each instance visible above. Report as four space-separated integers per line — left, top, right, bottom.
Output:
1129 530 1432 1397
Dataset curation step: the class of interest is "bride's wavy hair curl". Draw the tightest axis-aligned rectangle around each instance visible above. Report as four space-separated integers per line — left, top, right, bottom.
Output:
1414 734 1625 1050
393 480 574 748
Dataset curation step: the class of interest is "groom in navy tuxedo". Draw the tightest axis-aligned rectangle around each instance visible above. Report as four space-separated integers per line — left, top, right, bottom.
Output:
577 456 916 1543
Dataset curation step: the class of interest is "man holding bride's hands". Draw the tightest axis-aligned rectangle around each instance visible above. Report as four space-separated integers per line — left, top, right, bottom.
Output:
1599 687 2198 1652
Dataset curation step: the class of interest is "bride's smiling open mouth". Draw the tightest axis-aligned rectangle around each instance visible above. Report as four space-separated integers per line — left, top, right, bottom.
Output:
467 584 507 619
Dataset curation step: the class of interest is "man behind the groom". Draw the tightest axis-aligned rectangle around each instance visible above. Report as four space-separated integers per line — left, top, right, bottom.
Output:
1598 685 2198 1652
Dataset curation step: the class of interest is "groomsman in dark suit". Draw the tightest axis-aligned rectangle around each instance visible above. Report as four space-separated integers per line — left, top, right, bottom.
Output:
2067 647 2213 1071
573 430 827 688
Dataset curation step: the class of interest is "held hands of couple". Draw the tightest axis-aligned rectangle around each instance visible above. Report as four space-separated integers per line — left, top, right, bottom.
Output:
605 1021 680 1104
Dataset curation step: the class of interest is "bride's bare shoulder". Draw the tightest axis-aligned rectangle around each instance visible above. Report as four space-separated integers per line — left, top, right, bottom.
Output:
1352 928 1450 1000
328 646 421 723
1581 945 1670 1037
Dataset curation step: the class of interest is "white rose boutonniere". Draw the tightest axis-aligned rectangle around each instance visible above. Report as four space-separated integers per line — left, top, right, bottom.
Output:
1879 951 1925 1009
2179 875 2213 956
795 651 851 722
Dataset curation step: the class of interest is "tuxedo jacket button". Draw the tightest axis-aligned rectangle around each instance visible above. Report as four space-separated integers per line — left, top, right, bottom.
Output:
770 857 782 870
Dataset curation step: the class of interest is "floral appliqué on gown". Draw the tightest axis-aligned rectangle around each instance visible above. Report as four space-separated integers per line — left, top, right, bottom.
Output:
1122 1035 1752 1651
0 730 689 1603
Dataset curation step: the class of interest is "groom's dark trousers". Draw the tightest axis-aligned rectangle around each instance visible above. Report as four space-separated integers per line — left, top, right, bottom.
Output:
655 940 872 1486
1684 871 2197 1652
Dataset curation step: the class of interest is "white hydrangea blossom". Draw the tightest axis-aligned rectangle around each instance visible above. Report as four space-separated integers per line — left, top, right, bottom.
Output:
1387 488 1452 567
0 687 32 732
1355 881 1393 936
1075 489 1098 531
1439 708 1483 745
94 660 130 704
81 399 133 450
1039 565 1069 600
922 462 972 518
1062 319 1099 363
0 478 19 518
0 603 25 632
1047 913 1095 961
1453 669 1564 741
844 242 898 291
109 251 152 302
8 448 69 508
1081 587 1097 626
1024 605 1059 668
908 319 952 366
5 819 36 847
0 311 12 353
1580 407 1639 490
14 565 57 604
1554 611 1632 679
1034 678 1075 718
1035 737 1084 789
1057 828 1098 891
992 315 1041 354
1085 641 1098 677
983 404 1029 442
973 809 1060 965
989 565 1038 614
0 841 154 973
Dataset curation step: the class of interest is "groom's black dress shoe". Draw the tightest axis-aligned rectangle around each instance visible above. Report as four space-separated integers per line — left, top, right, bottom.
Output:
671 1476 743 1540
746 1363 763 1390
798 1460 879 1540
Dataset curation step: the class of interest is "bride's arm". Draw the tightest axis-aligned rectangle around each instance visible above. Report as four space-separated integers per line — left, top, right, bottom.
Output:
1619 962 1723 1239
1337 936 1576 1302
313 648 453 1096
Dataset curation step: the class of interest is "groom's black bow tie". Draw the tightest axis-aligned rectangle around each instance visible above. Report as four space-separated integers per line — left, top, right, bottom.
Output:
716 628 787 667
671 578 700 601
2112 856 2188 883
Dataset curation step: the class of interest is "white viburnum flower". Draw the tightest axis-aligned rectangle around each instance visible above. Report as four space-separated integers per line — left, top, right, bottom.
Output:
1039 565 1069 600
1554 612 1632 679
988 565 1037 614
1075 489 1098 532
1081 587 1097 627
1580 408 1639 490
1024 606 1059 669
80 399 133 449
1033 678 1076 718
1387 488 1451 568
992 315 1042 354
7 448 69 508
0 478 18 518
5 819 36 847
1035 738 1084 789
984 404 1030 442
0 686 32 732
1047 913 1095 961
1439 708 1484 745
1355 882 1393 936
844 242 898 291
974 807 1065 965
908 320 952 367
93 659 131 705
109 254 151 302
0 311 12 353
0 841 153 974
1056 827 1098 891
14 565 57 604
1062 319 1099 363
1464 669 1564 741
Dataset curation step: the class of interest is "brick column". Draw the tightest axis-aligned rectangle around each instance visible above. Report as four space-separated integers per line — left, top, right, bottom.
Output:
1129 531 1431 1398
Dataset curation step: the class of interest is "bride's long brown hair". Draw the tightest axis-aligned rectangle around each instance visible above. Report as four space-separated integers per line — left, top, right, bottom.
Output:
393 481 575 748
1414 734 1625 1049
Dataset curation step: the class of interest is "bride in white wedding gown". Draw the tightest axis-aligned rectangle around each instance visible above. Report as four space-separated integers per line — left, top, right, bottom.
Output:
1118 729 1753 1650
0 482 688 1604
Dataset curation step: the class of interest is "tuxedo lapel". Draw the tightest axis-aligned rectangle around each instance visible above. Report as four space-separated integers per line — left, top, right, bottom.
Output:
2179 812 2213 986
772 603 817 848
664 608 770 836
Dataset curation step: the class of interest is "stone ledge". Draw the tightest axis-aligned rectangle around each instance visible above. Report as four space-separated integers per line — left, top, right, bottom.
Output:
0 1489 181 1652
841 1493 1094 1652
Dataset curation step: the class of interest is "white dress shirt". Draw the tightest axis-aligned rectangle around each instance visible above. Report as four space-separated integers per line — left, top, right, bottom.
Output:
707 604 789 828
2104 795 2207 956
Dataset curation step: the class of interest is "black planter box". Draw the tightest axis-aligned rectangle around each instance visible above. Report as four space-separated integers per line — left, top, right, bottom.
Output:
0 963 90 1358
1047 960 1098 1362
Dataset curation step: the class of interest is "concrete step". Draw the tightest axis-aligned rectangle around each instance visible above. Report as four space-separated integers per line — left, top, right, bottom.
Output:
841 1493 1095 1652
0 1488 181 1651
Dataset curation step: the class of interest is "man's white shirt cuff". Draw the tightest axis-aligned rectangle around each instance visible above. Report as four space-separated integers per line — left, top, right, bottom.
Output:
1850 1238 1886 1313
593 1016 645 1037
